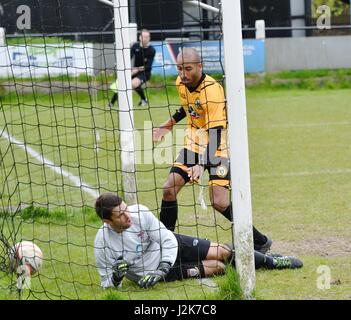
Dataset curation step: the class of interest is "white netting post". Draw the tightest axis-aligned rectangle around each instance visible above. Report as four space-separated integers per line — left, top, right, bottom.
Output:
255 20 266 40
221 0 256 299
113 0 137 204
129 22 138 46
0 28 5 46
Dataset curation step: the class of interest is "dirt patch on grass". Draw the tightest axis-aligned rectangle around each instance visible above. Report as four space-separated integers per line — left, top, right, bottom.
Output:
272 236 351 257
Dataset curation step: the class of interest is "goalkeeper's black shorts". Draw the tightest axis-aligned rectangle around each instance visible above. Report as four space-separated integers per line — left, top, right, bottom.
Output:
165 233 211 282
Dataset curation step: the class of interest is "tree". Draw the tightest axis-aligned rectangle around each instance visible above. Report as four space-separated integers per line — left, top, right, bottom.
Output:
312 0 350 17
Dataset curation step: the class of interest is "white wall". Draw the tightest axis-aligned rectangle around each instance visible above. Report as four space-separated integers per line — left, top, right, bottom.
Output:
266 35 351 72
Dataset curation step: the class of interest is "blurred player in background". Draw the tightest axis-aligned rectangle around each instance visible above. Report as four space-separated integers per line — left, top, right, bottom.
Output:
108 29 156 108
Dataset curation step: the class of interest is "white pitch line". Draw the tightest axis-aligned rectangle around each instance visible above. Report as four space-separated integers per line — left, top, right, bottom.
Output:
252 168 351 178
94 129 100 154
1 129 99 199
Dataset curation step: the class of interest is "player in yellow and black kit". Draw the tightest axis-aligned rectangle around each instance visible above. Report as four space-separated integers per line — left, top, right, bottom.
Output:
153 48 272 253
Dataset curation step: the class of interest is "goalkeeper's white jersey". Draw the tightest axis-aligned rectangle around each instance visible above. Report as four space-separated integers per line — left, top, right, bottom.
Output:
94 204 178 288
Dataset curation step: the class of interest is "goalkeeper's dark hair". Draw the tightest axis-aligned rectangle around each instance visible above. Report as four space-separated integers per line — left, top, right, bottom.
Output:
95 193 123 220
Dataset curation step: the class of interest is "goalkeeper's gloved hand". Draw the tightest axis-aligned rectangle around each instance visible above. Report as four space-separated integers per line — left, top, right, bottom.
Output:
138 261 172 289
111 256 129 288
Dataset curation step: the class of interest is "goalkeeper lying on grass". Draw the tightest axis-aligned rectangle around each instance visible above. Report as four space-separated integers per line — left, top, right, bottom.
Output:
94 193 303 289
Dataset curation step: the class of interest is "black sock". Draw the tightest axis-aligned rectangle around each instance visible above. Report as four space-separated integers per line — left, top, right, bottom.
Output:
229 250 275 269
222 203 267 246
135 86 146 101
160 200 178 231
221 204 233 221
110 93 118 105
253 226 267 246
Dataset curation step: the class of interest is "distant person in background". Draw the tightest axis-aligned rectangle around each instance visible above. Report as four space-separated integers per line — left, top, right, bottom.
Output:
108 29 156 109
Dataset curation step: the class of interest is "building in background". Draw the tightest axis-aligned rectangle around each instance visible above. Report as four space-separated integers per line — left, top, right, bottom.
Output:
0 0 350 41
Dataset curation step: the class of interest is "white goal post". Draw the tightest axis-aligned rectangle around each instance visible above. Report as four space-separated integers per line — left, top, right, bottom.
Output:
183 0 256 298
221 0 256 298
113 0 137 204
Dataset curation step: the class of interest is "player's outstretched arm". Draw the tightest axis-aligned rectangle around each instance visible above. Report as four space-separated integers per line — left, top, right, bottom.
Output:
153 107 186 142
152 118 176 142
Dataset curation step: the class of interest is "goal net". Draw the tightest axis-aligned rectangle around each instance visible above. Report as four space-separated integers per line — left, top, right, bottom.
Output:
0 0 252 300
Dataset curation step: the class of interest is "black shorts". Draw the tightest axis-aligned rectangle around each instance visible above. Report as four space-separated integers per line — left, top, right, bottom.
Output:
165 233 211 282
170 148 231 187
132 72 150 85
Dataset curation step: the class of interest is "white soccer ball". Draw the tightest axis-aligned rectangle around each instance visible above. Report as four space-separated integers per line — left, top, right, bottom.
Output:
11 241 44 275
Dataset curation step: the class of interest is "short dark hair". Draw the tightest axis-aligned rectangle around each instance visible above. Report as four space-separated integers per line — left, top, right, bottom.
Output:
140 29 150 36
95 193 123 220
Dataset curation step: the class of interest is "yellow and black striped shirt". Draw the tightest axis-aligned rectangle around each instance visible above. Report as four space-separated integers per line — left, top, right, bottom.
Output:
176 74 228 157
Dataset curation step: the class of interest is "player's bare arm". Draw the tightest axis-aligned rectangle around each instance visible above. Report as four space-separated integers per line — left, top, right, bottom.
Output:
153 106 186 142
152 118 177 142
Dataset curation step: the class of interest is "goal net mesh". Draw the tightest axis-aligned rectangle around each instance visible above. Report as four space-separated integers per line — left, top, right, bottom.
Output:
0 0 232 300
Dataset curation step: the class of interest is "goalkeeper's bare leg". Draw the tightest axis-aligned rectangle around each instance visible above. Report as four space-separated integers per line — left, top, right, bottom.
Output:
217 243 303 270
199 243 303 276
